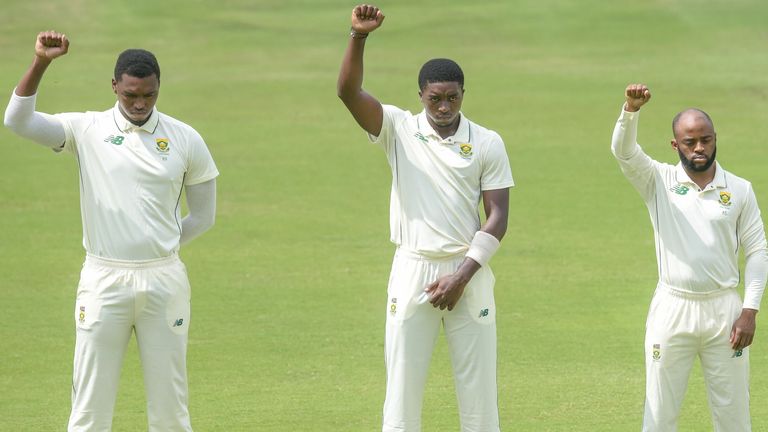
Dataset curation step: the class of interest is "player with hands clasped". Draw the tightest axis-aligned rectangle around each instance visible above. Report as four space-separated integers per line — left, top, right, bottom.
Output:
4 32 219 431
612 84 768 431
338 5 514 432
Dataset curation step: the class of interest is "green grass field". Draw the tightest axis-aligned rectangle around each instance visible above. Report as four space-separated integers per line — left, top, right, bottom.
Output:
2 0 767 430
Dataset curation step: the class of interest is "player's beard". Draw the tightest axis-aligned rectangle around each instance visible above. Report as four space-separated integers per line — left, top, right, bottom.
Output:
679 146 716 172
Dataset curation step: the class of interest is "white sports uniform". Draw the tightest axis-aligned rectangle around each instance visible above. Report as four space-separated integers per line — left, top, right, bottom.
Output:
612 108 768 431
370 105 514 432
5 91 219 431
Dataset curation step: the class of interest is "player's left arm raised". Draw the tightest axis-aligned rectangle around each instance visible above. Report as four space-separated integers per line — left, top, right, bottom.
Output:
426 188 509 311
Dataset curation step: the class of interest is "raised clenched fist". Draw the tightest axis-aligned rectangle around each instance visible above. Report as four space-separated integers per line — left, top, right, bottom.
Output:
625 83 651 112
35 31 69 61
351 4 385 34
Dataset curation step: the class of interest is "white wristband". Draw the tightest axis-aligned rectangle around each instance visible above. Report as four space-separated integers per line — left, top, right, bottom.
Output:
465 231 500 267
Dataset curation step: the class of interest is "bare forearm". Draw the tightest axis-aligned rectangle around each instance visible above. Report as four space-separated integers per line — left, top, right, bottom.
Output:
16 56 52 97
481 188 509 241
337 37 367 102
481 211 507 241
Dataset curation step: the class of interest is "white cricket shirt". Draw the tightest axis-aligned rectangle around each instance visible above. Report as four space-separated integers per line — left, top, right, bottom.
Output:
369 105 514 258
56 103 219 260
612 108 767 309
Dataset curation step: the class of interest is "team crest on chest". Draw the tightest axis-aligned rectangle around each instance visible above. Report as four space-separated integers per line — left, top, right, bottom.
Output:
719 191 732 207
458 143 473 159
155 138 170 153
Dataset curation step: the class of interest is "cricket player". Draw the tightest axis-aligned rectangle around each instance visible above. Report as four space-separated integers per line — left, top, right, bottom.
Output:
4 31 219 431
337 5 514 431
612 84 768 431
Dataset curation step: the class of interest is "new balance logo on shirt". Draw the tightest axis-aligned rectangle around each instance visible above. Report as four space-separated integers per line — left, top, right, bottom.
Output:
103 134 125 145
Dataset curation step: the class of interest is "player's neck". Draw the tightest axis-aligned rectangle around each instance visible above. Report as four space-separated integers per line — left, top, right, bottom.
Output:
684 166 716 190
428 117 460 140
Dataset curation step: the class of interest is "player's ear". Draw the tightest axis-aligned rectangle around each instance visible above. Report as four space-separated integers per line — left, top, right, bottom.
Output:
112 78 118 94
670 139 678 151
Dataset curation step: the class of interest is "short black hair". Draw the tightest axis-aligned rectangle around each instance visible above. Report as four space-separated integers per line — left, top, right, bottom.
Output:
672 108 714 136
418 58 464 91
114 49 160 81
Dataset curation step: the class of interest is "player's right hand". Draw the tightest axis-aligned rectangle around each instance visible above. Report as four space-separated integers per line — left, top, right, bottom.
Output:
624 83 651 112
351 4 385 34
35 31 69 61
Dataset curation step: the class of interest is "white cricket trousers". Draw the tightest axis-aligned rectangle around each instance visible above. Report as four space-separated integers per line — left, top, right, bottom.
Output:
383 249 500 432
643 285 750 432
68 253 193 432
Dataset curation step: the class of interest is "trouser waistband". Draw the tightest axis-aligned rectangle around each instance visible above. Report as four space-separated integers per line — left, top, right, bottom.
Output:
657 283 735 300
85 252 179 269
395 247 466 262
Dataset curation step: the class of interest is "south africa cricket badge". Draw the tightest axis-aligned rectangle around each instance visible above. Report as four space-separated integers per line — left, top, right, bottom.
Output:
652 344 661 361
155 138 170 154
458 143 473 159
389 298 397 316
719 191 732 207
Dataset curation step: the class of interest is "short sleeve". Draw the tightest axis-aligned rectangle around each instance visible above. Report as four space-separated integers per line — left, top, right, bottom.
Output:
368 104 406 152
480 132 514 191
184 130 219 185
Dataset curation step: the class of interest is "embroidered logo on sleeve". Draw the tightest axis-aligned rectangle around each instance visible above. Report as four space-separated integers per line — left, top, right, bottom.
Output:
652 344 661 360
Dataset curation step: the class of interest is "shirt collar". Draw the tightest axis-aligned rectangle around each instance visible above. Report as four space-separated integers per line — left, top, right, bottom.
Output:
674 161 726 189
112 102 159 133
416 110 470 143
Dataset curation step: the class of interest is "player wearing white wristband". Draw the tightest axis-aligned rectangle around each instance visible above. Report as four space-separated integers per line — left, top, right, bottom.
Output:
4 31 218 431
338 5 514 431
612 84 768 431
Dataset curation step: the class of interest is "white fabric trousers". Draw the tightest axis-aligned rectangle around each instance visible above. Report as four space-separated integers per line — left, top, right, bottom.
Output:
643 286 750 432
382 249 500 432
68 254 193 432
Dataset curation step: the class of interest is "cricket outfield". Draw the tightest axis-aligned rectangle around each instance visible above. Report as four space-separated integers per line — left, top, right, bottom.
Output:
1 0 767 430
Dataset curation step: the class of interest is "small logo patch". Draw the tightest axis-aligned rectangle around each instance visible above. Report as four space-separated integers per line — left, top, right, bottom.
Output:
155 138 170 153
478 308 489 318
670 184 689 195
458 143 473 159
78 306 86 324
414 132 428 143
719 191 732 206
389 298 397 316
652 344 661 360
732 349 743 358
172 318 184 327
103 134 125 145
